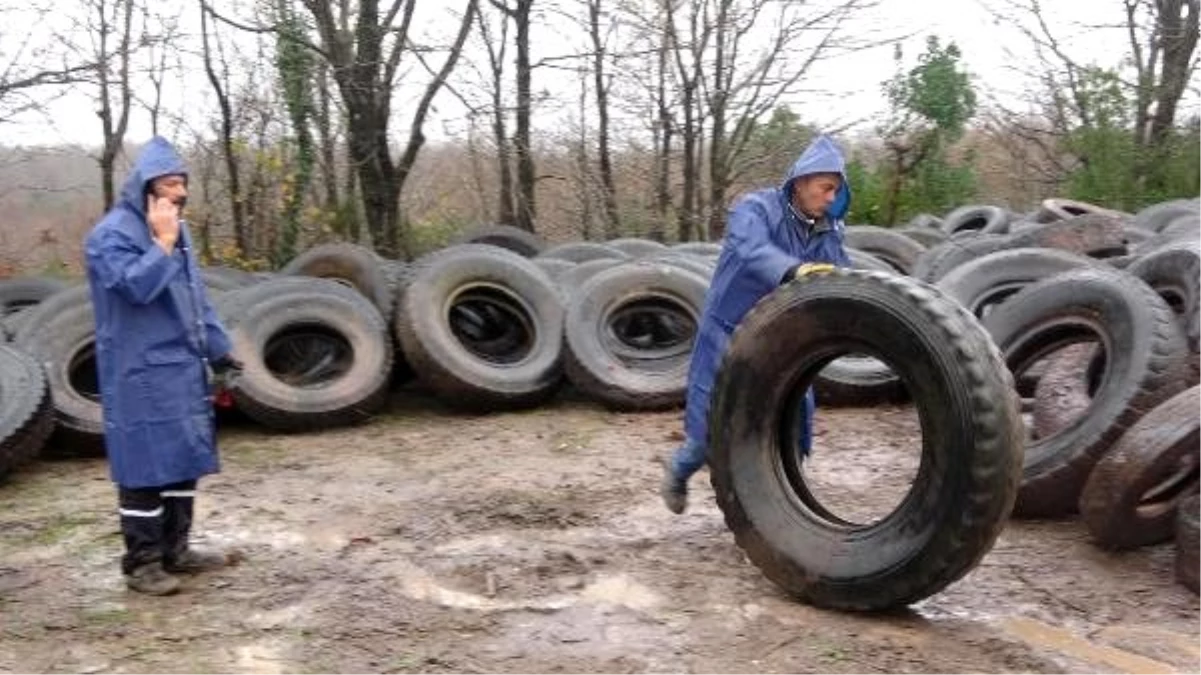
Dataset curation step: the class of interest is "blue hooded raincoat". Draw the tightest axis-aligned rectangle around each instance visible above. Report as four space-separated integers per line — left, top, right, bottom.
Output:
85 137 232 489
675 134 851 478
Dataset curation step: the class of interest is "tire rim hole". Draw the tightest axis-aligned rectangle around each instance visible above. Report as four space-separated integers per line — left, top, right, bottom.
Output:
68 343 101 403
263 324 355 388
779 354 921 528
448 288 536 365
602 297 696 365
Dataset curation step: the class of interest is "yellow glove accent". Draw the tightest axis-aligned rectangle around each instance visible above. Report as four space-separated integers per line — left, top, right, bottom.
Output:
793 262 836 280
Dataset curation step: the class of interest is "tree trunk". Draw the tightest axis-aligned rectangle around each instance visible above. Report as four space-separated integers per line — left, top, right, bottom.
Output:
199 2 248 257
512 0 536 232
589 0 620 238
650 11 672 243
1149 0 1200 145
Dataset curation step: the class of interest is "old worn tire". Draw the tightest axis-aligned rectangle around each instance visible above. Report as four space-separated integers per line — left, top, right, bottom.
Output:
1079 385 1200 550
564 261 707 410
1034 198 1119 224
1134 199 1198 233
396 244 564 410
280 242 392 318
454 224 545 257
0 276 70 318
709 269 1023 611
221 278 393 431
1126 240 1200 382
538 241 630 263
983 268 1192 518
844 225 926 274
898 226 947 249
532 258 577 283
940 205 1011 235
558 258 624 294
906 213 943 230
0 344 54 477
1175 493 1200 593
1007 213 1127 258
12 285 104 454
936 248 1098 319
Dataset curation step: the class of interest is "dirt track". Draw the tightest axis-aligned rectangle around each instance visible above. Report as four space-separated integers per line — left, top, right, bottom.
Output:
0 391 1197 673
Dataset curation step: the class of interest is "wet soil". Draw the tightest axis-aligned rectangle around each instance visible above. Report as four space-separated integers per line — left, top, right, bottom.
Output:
0 393 1197 673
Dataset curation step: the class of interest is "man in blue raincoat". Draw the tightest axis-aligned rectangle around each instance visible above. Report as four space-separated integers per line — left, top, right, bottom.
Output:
85 137 243 595
661 134 852 514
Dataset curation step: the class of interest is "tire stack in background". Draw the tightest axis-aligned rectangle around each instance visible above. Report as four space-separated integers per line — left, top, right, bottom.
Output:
0 195 1197 594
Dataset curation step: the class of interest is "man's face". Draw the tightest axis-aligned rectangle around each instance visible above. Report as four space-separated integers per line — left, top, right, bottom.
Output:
793 174 841 218
149 174 188 210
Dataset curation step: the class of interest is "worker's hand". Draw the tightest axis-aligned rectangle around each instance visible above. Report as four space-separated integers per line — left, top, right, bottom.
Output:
148 196 181 254
212 353 244 376
791 262 836 281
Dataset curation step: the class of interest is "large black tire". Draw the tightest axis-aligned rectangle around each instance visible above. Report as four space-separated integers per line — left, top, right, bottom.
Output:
982 268 1192 517
935 248 1098 318
219 278 393 431
0 276 69 317
605 237 669 258
671 241 723 257
1176 493 1200 594
1126 241 1200 382
912 234 1013 282
1030 343 1098 440
0 344 54 477
12 285 104 454
454 224 546 257
280 242 393 319
709 269 1023 611
396 244 565 409
844 225 926 274
845 248 897 273
1078 385 1199 550
538 241 631 263
563 261 707 410
940 205 1011 235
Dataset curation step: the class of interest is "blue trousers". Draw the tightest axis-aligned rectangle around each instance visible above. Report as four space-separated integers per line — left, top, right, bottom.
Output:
671 387 815 482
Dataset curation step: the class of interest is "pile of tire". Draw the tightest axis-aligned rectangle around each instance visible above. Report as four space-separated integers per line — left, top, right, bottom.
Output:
901 197 1199 595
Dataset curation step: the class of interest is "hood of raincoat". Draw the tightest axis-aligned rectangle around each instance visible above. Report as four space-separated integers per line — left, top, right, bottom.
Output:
119 136 189 219
780 134 851 222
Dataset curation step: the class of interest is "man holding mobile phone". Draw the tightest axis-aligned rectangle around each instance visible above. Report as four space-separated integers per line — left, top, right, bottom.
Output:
84 136 243 595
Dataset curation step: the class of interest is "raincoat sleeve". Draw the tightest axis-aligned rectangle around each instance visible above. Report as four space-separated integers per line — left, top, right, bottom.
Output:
200 293 233 361
726 201 800 286
87 226 182 306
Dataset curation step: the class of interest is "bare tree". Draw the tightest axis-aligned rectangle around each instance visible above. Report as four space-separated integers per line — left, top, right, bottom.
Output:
205 0 479 258
477 3 517 227
586 0 621 237
985 0 1199 192
199 1 249 257
699 0 879 239
0 5 95 123
69 0 139 212
491 0 537 232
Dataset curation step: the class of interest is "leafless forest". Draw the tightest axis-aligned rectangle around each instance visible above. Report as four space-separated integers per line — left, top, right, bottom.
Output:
0 0 1197 275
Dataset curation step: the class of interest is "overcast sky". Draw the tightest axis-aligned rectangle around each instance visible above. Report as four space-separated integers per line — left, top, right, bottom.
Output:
0 0 1188 149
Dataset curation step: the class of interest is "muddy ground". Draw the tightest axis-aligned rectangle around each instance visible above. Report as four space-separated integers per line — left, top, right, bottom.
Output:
0 390 1197 674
